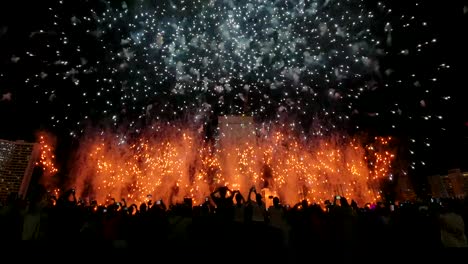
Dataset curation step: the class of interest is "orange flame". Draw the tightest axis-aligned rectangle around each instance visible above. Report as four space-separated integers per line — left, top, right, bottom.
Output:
36 133 58 177
69 124 395 206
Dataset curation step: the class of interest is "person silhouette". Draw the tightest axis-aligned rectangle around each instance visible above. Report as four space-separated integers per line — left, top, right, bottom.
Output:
233 191 246 223
247 187 266 223
268 197 289 246
210 186 235 222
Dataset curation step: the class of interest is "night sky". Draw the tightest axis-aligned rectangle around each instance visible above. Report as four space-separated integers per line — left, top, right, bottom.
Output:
0 0 467 181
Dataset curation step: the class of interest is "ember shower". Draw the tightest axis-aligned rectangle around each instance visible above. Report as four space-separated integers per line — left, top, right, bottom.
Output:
28 0 397 204
68 125 394 206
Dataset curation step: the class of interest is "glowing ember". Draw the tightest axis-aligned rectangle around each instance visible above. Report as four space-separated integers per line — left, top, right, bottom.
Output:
68 124 395 206
36 133 58 178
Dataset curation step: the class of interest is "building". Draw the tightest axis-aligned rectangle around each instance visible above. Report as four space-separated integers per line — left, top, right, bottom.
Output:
428 174 449 198
448 169 465 198
428 169 468 199
0 139 40 202
396 173 417 201
463 171 468 196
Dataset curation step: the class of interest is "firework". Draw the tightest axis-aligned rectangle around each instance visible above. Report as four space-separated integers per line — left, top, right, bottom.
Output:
67 123 394 206
2 0 458 193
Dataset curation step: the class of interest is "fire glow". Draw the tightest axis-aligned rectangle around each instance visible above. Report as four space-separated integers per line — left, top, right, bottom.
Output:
37 134 58 177
61 124 395 206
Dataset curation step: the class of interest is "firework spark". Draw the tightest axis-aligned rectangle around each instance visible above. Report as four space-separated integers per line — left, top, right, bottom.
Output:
69 122 394 206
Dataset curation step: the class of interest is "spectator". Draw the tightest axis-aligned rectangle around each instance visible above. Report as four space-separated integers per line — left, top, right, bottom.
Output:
268 197 289 245
439 200 468 247
210 186 235 222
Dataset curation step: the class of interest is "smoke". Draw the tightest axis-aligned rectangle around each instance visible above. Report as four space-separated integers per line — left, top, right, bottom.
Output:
64 120 394 206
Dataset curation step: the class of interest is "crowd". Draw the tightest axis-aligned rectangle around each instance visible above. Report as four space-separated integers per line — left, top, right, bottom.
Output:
0 185 467 259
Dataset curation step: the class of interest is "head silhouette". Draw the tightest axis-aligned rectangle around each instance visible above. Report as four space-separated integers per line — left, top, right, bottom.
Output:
139 203 147 213
256 193 263 204
341 197 349 207
273 197 280 207
235 193 243 204
219 187 228 198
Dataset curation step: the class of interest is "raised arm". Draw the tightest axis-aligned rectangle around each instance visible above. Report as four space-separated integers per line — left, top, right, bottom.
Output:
160 199 167 211
292 202 302 210
247 186 256 202
71 189 77 204
226 188 235 200
232 190 245 202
